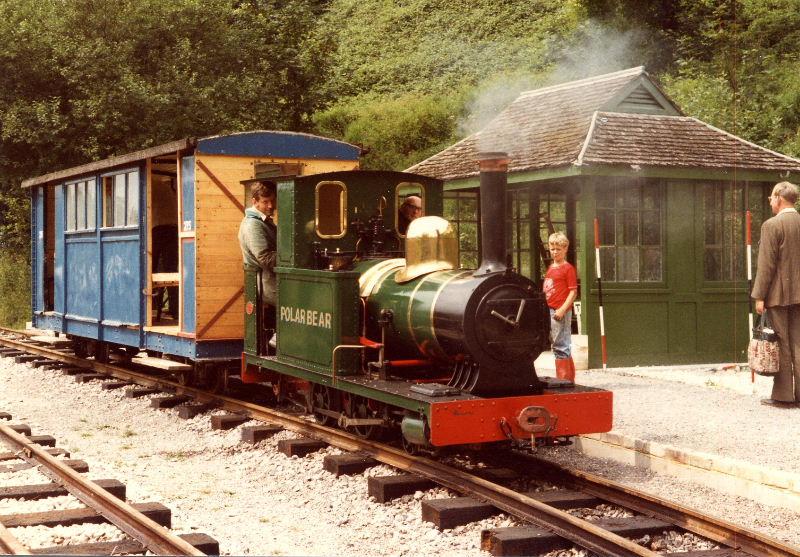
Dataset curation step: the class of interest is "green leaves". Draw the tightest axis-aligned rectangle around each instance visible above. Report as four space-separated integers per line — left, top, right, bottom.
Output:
314 92 465 170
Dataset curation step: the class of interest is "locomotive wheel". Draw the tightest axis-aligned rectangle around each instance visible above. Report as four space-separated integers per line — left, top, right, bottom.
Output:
342 394 384 440
311 384 339 427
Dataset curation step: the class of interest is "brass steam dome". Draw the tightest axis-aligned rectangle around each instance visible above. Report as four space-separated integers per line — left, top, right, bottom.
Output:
395 216 459 283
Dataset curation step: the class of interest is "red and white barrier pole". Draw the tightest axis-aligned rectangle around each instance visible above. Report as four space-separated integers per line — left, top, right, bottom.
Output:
746 210 754 383
594 218 608 370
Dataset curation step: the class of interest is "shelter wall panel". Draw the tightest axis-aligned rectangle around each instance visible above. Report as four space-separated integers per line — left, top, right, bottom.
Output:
697 300 749 357
668 301 697 354
603 300 669 354
65 239 100 319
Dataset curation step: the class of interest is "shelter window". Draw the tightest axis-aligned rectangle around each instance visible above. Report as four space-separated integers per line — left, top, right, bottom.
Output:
102 170 139 228
64 179 96 232
507 189 533 278
596 180 663 282
315 181 347 238
704 182 769 281
443 191 478 268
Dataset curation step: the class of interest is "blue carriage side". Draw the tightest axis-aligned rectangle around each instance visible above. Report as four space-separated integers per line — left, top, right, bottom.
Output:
25 131 361 365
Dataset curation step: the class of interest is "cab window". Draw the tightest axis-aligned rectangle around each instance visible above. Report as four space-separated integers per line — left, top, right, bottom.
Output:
396 182 425 237
316 181 347 238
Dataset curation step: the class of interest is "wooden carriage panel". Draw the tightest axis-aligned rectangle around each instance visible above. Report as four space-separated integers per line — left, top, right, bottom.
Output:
193 154 358 340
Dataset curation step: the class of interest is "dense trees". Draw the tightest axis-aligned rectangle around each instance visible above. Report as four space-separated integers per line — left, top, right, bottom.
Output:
2 0 800 325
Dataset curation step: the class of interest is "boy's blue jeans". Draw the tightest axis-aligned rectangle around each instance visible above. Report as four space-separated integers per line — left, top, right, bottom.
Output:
550 308 572 359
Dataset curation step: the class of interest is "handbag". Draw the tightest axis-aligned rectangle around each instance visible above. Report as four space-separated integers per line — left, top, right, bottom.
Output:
748 310 780 377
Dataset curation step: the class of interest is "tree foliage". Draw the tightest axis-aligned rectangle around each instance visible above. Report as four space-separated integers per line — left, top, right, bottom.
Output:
2 0 800 261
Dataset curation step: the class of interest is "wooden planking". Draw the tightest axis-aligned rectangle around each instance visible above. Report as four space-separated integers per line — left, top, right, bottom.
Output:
131 355 192 371
194 154 252 340
192 155 358 340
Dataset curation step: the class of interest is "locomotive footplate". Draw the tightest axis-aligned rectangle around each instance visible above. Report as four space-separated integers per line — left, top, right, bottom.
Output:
346 376 613 446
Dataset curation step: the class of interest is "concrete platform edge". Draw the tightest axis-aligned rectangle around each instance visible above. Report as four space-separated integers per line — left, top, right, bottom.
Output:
576 433 800 512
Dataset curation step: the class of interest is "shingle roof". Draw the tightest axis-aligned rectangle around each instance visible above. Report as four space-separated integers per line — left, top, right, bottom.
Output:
579 112 800 171
407 67 800 179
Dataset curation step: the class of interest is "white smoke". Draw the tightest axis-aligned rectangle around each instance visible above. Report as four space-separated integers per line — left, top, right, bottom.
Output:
458 20 647 149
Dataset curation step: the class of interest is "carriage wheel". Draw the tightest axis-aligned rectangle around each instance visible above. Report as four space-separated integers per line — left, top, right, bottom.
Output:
176 367 196 387
94 342 110 363
120 346 139 362
205 366 227 394
72 340 88 359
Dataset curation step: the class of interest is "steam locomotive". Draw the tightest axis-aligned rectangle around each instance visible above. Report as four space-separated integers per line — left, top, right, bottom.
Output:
242 153 612 450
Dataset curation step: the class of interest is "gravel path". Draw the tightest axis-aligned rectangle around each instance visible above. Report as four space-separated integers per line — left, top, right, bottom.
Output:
2 354 799 554
567 364 800 474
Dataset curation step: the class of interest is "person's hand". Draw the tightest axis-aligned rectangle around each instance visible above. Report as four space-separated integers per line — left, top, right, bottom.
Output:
554 309 564 321
755 300 765 315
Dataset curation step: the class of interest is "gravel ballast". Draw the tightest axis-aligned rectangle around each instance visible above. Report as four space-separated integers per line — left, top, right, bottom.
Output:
1 354 799 554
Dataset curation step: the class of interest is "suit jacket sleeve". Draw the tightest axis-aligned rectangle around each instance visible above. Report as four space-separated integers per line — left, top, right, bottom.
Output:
751 219 778 301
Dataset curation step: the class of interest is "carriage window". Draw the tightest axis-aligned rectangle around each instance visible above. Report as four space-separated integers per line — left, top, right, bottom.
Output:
103 170 139 227
315 181 347 238
396 182 425 237
64 179 96 232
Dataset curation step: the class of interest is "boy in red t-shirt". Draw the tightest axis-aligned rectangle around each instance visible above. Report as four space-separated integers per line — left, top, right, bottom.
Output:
542 232 578 382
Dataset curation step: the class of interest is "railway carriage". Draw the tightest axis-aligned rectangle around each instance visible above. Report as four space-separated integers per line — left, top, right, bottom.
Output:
24 131 360 385
241 153 613 450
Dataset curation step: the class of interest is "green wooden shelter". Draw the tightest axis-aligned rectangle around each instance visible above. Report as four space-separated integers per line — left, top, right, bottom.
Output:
407 66 800 368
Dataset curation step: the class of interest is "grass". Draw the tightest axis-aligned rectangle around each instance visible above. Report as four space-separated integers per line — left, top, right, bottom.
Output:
163 450 194 461
0 250 30 329
122 428 137 438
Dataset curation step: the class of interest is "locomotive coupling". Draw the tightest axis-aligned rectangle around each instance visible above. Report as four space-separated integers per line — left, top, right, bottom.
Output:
516 405 556 435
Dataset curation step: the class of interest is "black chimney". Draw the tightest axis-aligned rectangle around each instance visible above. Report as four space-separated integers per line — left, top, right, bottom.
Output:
474 152 509 276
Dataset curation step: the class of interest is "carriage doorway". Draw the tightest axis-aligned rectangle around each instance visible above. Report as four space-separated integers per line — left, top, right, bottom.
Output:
43 186 55 311
147 159 180 328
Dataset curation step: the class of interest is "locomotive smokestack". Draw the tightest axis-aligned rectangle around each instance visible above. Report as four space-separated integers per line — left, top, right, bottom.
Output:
474 152 509 276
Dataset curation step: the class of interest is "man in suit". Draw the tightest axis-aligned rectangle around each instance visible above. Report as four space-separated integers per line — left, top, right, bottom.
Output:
752 181 800 407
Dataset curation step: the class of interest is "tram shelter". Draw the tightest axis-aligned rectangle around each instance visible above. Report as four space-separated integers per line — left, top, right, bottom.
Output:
408 67 800 368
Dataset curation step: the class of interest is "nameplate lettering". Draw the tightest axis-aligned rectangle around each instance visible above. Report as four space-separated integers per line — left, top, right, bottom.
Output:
279 306 332 329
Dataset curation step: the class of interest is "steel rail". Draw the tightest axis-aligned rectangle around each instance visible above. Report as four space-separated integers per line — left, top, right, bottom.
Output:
0 522 29 554
0 332 653 557
0 422 203 555
520 454 800 557
2 330 798 556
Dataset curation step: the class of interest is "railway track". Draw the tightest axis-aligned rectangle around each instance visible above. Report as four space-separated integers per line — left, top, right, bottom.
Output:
0 412 216 555
1 327 799 557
